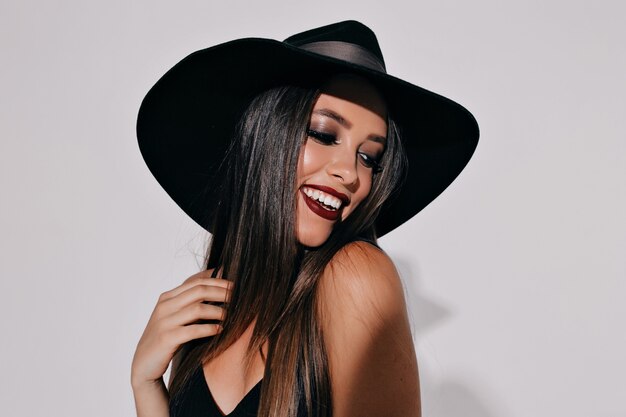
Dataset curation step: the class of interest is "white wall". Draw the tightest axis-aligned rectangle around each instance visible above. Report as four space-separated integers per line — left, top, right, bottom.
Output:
1 1 624 416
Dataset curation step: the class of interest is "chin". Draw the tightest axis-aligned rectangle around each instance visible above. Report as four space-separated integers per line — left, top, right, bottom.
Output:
296 229 332 249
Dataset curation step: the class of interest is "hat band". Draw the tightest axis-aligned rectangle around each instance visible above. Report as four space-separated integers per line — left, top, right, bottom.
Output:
298 41 386 73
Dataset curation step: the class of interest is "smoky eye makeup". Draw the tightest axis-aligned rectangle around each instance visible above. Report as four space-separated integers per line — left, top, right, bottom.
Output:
358 149 384 172
307 128 337 145
307 117 339 145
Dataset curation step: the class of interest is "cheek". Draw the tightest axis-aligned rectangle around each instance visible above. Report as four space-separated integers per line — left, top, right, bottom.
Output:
356 166 374 202
298 141 330 182
342 171 374 221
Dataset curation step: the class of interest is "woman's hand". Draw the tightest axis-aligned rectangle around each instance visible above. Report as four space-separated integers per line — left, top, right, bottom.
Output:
131 270 232 389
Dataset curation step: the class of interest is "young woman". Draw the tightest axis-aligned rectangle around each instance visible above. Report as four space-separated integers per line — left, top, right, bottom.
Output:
132 21 479 417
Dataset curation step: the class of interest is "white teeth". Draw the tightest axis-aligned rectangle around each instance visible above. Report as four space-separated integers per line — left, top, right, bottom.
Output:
302 187 343 210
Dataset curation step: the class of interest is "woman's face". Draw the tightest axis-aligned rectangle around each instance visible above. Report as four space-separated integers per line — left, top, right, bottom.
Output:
296 75 387 248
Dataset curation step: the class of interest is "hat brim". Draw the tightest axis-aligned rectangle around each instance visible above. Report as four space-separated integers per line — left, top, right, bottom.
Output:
137 38 479 237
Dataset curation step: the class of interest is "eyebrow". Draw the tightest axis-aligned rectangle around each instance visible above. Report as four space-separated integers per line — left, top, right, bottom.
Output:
313 108 387 144
313 109 352 128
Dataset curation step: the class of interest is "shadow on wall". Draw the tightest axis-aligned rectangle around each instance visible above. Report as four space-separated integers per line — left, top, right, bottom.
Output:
394 258 452 340
394 258 502 417
431 381 502 417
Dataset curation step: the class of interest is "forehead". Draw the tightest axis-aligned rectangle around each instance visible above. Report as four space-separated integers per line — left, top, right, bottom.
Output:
316 74 387 120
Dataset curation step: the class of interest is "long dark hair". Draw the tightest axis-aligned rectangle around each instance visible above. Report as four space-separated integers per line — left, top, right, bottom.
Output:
170 82 407 417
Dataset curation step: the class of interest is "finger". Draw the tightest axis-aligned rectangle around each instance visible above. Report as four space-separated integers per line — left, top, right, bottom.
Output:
161 284 231 315
168 302 226 327
172 323 223 345
160 274 233 301
181 271 233 290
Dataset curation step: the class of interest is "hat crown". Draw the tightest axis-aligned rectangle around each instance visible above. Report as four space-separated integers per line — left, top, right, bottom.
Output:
284 20 386 69
138 21 479 237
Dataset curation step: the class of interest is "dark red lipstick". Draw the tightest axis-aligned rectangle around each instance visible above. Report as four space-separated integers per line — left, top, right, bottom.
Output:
299 184 350 221
306 184 350 204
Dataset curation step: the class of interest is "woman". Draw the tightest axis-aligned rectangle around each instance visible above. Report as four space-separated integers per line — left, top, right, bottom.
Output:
132 21 479 417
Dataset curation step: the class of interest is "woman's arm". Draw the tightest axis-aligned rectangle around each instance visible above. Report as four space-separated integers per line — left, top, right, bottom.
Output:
131 271 231 417
132 378 170 417
131 347 185 417
318 241 421 417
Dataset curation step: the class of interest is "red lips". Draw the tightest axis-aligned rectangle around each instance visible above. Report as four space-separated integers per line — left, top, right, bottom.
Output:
300 184 350 221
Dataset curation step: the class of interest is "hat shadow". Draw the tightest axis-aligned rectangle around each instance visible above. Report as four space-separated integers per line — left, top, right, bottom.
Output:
393 257 501 417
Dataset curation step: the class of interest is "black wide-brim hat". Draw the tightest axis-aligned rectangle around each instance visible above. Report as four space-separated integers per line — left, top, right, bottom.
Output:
137 20 479 237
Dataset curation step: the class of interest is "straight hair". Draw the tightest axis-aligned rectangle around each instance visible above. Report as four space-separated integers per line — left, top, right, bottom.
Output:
169 82 407 417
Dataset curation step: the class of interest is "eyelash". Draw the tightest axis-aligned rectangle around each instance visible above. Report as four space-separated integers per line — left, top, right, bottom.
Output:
307 129 383 173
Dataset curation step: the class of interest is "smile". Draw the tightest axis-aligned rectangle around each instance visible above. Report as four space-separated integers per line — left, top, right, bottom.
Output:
300 185 350 221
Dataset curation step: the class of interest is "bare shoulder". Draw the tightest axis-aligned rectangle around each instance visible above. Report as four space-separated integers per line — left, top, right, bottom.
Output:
317 241 421 417
319 241 405 323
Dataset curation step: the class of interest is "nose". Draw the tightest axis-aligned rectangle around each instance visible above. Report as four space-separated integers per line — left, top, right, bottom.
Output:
326 150 358 186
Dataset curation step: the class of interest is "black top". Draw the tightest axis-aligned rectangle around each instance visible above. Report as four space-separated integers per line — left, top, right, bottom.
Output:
170 364 261 417
171 238 379 416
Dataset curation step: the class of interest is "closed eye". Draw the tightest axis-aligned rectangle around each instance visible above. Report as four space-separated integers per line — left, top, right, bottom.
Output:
307 129 337 145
